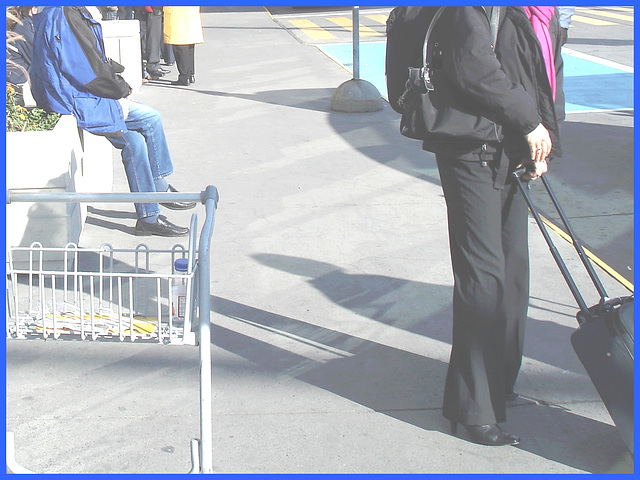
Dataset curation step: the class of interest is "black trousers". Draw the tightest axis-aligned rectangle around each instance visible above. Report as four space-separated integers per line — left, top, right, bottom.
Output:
145 9 163 66
437 153 529 426
136 8 163 70
173 44 195 82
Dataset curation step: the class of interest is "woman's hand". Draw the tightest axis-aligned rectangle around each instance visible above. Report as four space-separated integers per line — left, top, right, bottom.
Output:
519 123 551 180
518 158 548 181
525 123 552 163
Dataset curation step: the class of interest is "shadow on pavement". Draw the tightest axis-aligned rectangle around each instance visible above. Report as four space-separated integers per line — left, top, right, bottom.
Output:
210 253 632 472
148 85 444 187
85 206 139 236
567 38 634 47
250 254 599 376
510 399 632 473
529 119 634 283
209 294 630 473
85 214 137 236
87 206 138 220
143 84 440 186
145 85 336 114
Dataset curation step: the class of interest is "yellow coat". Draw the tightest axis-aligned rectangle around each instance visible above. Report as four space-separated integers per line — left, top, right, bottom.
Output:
163 7 204 45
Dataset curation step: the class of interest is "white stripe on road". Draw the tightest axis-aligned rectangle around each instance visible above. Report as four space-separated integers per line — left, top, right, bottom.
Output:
562 47 634 73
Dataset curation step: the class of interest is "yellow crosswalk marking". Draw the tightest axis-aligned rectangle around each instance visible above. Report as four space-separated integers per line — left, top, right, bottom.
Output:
285 6 633 44
365 14 390 25
289 19 337 40
571 14 617 26
579 8 634 22
327 16 383 37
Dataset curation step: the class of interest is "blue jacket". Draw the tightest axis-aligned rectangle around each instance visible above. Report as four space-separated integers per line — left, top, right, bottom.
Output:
30 6 131 135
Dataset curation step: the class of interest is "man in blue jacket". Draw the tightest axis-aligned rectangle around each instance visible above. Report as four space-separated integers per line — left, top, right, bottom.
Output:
30 6 194 237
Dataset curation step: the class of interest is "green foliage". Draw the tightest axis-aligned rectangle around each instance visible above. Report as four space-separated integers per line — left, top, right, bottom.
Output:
6 83 60 132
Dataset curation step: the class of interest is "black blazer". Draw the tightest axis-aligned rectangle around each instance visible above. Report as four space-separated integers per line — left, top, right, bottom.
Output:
424 6 563 161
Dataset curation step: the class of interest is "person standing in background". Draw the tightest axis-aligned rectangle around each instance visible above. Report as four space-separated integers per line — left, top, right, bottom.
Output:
558 6 575 45
162 35 175 67
98 6 118 21
137 7 170 80
117 6 135 20
163 6 203 86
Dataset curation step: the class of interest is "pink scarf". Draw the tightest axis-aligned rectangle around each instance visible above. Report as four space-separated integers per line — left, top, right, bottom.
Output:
523 6 556 100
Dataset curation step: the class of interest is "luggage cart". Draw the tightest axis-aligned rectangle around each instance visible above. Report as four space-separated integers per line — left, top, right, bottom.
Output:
6 186 219 474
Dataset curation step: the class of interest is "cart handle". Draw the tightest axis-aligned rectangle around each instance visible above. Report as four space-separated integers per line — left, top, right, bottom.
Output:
6 186 219 207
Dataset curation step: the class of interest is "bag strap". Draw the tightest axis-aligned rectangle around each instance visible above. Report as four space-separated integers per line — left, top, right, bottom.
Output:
421 6 446 90
422 7 501 90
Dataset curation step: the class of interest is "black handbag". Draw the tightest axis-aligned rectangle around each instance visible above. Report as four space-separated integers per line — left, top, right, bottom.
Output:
398 7 504 143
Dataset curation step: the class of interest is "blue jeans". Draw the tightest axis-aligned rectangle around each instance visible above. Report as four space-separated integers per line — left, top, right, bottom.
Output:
107 101 173 220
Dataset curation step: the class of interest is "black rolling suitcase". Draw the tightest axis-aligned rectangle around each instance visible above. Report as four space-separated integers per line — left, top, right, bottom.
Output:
514 169 634 454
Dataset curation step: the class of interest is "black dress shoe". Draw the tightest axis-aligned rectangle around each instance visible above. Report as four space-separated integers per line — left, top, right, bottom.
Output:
171 78 190 86
135 215 189 237
160 184 197 210
146 69 166 78
147 64 170 75
450 421 520 446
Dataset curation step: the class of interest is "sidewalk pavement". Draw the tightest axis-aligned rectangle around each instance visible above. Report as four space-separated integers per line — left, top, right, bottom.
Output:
6 7 633 474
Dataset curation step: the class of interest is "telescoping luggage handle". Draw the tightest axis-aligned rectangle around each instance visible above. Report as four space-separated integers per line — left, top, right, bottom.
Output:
512 168 619 325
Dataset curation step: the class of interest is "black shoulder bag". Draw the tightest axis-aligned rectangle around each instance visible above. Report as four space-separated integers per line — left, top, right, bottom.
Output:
398 7 504 144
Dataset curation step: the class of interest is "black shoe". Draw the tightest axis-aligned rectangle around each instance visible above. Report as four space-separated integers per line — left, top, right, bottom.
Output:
450 421 520 446
135 215 189 237
171 78 190 86
146 69 166 78
145 72 163 81
147 64 170 75
160 184 197 210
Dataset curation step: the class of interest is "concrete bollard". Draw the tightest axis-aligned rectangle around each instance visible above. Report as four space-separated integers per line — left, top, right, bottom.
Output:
330 78 384 113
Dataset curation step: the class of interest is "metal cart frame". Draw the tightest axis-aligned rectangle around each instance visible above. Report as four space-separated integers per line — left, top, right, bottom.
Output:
6 186 219 474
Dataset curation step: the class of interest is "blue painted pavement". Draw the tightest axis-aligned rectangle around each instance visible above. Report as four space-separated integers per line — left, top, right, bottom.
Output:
320 41 634 113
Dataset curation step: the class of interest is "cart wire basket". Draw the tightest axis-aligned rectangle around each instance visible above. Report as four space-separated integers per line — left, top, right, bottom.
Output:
7 238 199 345
6 186 219 474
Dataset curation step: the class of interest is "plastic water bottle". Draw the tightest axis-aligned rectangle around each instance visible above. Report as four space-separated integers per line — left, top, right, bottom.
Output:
172 258 188 323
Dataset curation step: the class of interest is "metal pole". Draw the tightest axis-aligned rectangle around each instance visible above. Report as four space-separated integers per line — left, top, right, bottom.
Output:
6 190 202 204
197 186 218 473
352 6 360 79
